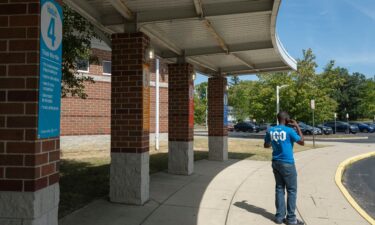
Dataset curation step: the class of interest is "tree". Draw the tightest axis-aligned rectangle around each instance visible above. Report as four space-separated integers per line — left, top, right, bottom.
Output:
239 49 337 124
194 82 208 125
321 62 368 120
290 49 337 123
230 76 240 86
358 78 375 120
228 81 251 121
62 5 101 98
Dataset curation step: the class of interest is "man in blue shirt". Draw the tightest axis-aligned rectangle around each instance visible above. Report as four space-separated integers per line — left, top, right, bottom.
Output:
264 111 305 225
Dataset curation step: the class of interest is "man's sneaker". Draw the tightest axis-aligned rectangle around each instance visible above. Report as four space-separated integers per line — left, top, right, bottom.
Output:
286 219 305 225
274 218 286 224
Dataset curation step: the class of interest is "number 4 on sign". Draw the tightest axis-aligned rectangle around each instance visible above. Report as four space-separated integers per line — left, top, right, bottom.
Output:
48 18 56 47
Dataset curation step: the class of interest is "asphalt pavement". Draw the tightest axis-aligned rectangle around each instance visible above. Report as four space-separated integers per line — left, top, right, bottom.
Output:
195 130 375 143
343 156 375 219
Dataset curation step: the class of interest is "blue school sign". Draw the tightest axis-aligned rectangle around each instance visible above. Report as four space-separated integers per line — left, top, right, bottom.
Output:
38 0 63 139
224 92 228 126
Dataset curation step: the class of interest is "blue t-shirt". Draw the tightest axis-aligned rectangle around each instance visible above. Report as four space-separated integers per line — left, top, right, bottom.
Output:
264 125 301 164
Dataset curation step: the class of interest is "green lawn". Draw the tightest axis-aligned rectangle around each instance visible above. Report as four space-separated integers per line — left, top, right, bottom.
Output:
59 137 323 218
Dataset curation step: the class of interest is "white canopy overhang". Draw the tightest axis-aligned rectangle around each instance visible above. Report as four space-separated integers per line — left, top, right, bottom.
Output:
64 0 297 76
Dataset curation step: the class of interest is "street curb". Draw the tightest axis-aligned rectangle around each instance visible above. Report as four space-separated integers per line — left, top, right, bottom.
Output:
308 137 368 140
335 152 375 225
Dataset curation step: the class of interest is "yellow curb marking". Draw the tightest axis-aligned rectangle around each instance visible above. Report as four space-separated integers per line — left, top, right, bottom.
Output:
335 151 375 225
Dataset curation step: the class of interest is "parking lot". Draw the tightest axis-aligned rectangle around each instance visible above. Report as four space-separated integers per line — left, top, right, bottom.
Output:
195 129 375 144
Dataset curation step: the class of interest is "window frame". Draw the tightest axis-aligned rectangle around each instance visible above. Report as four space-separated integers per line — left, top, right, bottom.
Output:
102 60 112 76
76 59 90 73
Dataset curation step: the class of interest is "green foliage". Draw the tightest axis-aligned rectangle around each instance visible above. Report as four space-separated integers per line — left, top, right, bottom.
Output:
230 76 240 86
62 5 99 98
229 49 338 124
226 48 375 123
228 81 252 121
194 82 208 125
359 78 375 119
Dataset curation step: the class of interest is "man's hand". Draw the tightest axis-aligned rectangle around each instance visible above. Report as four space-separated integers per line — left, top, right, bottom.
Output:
288 119 299 127
289 119 305 146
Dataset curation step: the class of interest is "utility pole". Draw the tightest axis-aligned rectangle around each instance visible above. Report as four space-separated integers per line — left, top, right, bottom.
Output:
346 113 349 134
334 113 337 134
311 99 315 148
276 85 289 125
155 58 160 150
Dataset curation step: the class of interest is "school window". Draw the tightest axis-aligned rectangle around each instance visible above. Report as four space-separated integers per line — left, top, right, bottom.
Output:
103 60 111 75
77 59 89 73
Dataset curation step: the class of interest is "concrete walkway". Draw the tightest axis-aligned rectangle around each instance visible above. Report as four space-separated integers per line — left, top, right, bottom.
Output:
59 141 374 225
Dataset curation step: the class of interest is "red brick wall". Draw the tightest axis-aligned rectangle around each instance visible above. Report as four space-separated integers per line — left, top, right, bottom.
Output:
168 63 194 142
61 81 110 135
0 0 60 192
111 32 150 153
149 58 169 133
149 86 168 133
88 48 111 75
208 77 228 136
60 48 169 136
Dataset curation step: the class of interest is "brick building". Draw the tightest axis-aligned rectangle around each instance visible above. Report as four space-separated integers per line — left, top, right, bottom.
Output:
61 40 169 138
0 0 297 224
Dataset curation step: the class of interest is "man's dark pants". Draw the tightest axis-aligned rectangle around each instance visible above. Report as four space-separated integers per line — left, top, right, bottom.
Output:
272 160 298 223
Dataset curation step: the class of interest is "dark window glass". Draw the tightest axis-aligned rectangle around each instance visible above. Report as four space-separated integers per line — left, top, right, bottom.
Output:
103 61 111 75
77 59 89 72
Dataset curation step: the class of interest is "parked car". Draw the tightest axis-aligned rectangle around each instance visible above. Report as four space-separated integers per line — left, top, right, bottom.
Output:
349 122 375 133
295 122 322 135
234 122 260 133
259 123 272 131
285 122 321 135
323 121 359 134
227 122 234 132
317 124 333 135
366 122 375 129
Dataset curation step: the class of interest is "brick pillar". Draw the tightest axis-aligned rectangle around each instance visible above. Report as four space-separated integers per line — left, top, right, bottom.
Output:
0 1 61 224
208 77 228 161
168 63 194 175
110 32 150 205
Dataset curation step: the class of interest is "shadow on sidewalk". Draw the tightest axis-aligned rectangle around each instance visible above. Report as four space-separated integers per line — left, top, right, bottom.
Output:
234 200 275 221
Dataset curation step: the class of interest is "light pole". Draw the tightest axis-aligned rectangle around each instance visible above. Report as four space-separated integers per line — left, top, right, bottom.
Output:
334 113 337 134
205 86 208 129
346 113 349 134
311 99 315 148
276 85 289 124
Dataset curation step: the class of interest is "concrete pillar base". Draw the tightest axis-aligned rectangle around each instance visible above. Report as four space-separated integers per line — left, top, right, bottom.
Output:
168 141 194 175
110 152 149 205
209 136 228 161
0 184 59 225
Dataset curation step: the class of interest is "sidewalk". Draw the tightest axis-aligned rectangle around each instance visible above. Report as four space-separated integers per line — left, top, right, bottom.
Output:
59 142 373 225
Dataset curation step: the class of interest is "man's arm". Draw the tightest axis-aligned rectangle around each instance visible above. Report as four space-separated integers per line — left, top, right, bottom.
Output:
290 119 305 146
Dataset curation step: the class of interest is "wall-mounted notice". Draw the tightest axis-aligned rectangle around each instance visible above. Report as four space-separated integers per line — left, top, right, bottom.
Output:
38 0 63 138
224 92 228 126
189 80 194 129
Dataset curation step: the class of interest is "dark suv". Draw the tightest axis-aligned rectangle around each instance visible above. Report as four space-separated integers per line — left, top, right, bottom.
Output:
323 121 359 134
234 122 260 133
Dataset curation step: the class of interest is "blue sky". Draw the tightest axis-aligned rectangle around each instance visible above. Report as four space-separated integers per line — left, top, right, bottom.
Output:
196 0 375 85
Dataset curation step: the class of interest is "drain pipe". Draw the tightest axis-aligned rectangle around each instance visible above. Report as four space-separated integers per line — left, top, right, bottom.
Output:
155 58 160 150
